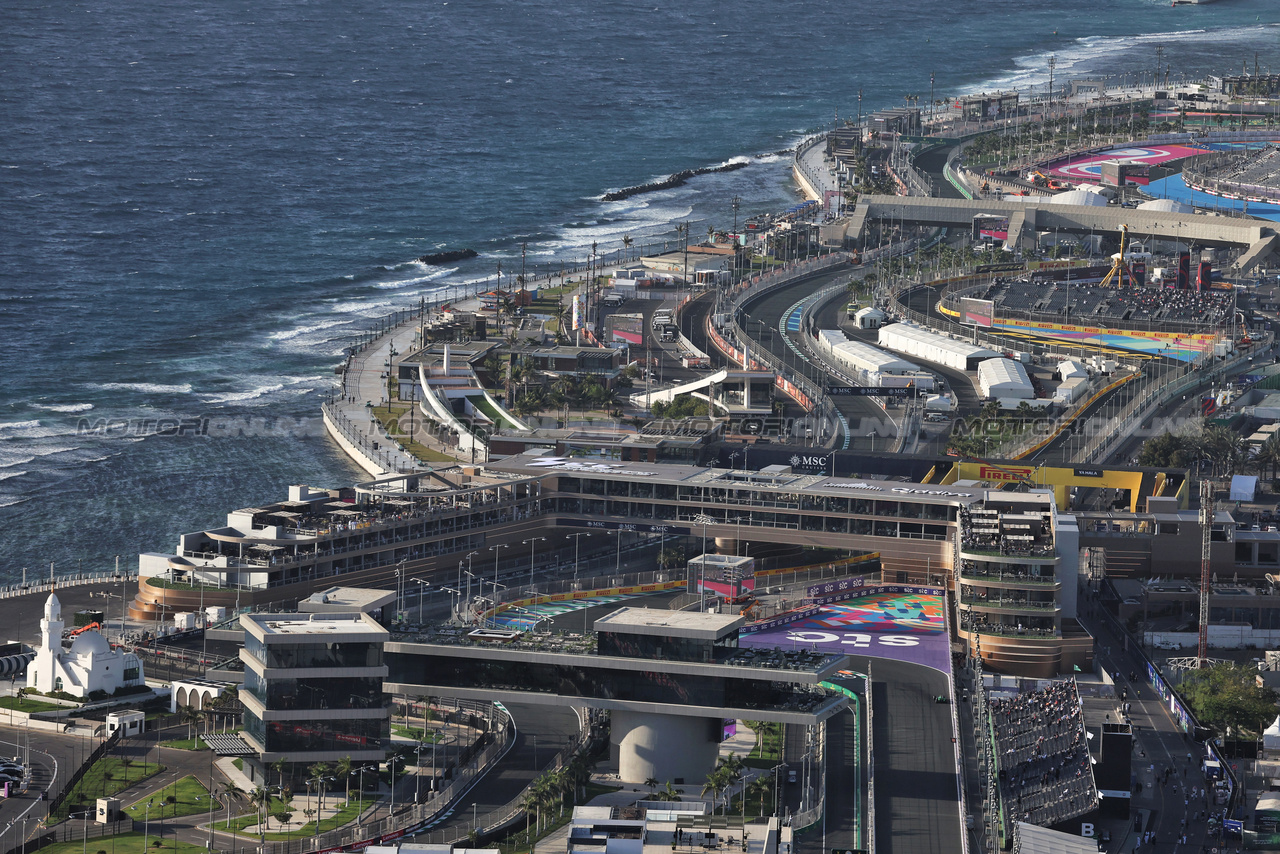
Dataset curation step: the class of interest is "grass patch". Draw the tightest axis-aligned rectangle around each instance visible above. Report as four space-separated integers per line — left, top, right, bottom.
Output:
52 758 164 822
143 577 226 593
159 737 206 751
0 696 64 714
583 781 622 801
125 775 212 820
370 405 458 463
33 832 211 854
232 759 244 773
743 721 782 768
221 798 365 840
390 724 444 742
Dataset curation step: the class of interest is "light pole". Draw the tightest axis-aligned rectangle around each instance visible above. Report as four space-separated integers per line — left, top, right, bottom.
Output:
489 544 508 591
395 560 406 620
143 801 154 854
440 586 461 623
569 533 592 587
410 578 431 623
521 537 545 592
694 514 715 611
613 529 624 574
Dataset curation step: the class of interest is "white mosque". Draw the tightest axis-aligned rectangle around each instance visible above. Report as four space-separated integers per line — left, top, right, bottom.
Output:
27 593 146 698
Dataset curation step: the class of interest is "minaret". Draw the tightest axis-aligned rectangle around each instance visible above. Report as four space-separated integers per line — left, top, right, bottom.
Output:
29 593 63 693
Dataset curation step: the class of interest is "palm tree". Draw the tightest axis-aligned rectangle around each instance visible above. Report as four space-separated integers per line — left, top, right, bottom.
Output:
622 233 634 261
271 756 290 791
660 781 682 802
335 756 353 808
645 776 660 793
746 775 771 818
307 762 332 815
179 705 200 740
249 787 272 836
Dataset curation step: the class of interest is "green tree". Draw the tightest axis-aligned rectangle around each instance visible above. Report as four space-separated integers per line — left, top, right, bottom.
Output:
179 705 201 740
1181 662 1278 739
335 756 353 809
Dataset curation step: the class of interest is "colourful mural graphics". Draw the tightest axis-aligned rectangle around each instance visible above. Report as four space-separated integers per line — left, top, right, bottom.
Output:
784 591 945 634
740 589 951 671
989 318 1215 362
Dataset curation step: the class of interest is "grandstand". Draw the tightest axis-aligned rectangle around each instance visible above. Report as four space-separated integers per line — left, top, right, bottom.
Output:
989 681 1099 829
1183 145 1280 205
949 274 1234 335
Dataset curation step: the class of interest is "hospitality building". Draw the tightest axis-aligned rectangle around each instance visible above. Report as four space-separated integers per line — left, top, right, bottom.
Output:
238 612 391 775
385 608 845 783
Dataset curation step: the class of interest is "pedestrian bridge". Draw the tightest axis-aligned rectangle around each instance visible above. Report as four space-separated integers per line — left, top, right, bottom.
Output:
823 194 1277 273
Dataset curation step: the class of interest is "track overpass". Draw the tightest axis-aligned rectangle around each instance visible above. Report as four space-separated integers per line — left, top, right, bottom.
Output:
823 194 1278 273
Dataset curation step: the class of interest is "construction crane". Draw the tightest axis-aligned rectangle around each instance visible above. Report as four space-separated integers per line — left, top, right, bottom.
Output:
1098 224 1133 289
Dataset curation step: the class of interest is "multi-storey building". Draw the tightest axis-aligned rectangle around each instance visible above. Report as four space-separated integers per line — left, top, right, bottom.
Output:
238 612 390 777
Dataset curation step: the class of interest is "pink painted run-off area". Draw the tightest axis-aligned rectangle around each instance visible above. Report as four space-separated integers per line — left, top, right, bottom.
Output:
1048 144 1209 183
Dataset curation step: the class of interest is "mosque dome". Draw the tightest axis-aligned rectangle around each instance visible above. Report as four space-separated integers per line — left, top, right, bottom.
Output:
69 631 112 658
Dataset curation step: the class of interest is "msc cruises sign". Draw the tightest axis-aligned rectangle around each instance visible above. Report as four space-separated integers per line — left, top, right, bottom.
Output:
789 454 830 470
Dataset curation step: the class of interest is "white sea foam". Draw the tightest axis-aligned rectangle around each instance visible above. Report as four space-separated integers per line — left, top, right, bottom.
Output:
32 403 94 414
269 319 347 343
961 24 1276 97
90 382 194 395
0 496 30 509
203 383 286 404
0 470 26 482
374 267 457 290
0 421 41 432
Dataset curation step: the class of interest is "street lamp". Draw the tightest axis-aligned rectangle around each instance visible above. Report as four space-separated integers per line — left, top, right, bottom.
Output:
395 560 406 620
521 537 546 591
569 533 592 587
613 529 624 574
410 578 431 623
694 514 715 611
489 544 508 591
440 585 461 623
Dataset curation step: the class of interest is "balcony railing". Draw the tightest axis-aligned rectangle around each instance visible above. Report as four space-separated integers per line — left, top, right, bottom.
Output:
959 620 1059 639
960 595 1059 613
959 567 1060 587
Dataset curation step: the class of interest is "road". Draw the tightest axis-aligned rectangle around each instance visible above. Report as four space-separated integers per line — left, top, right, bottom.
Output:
712 267 898 450
859 656 961 854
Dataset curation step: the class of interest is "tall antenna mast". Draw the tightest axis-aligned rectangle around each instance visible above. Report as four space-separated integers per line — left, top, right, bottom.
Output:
1170 478 1221 672
1198 478 1212 662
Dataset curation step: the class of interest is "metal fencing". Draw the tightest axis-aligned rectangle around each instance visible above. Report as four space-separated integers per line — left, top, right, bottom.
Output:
0 571 136 602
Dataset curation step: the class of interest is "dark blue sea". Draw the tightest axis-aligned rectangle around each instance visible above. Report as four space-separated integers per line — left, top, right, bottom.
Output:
2 0 1278 579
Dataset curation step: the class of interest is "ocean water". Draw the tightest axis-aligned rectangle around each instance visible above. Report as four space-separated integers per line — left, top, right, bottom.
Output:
2 0 1279 579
